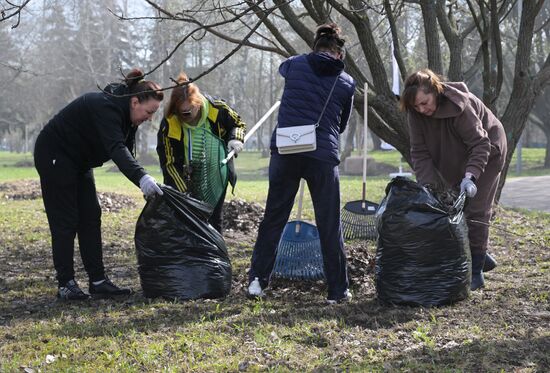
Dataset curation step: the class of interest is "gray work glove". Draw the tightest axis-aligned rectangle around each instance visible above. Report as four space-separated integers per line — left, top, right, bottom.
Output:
139 174 163 198
228 139 244 154
460 176 477 198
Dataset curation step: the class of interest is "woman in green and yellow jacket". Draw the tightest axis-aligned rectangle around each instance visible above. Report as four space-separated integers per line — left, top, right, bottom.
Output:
156 71 246 233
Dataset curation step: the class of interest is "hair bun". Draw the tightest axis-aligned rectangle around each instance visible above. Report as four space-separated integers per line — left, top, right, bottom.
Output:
315 23 341 38
318 29 335 36
124 68 145 86
313 23 345 53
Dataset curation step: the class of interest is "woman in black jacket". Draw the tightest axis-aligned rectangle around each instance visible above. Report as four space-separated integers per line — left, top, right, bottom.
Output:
34 68 164 300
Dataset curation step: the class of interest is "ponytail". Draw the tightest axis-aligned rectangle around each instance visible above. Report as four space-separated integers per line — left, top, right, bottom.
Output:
164 71 203 117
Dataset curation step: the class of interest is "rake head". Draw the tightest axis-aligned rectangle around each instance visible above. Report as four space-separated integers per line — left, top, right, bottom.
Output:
188 128 229 208
341 199 379 240
271 221 325 280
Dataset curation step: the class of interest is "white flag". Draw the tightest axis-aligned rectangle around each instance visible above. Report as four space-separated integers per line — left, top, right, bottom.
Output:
391 41 400 95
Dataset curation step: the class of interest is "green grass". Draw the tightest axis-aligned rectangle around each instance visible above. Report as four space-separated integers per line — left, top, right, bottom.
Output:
508 148 549 176
3 147 548 181
352 148 410 165
0 151 34 166
0 149 549 372
3 148 545 219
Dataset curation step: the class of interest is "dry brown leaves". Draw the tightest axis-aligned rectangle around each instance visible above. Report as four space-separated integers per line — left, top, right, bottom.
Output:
0 180 137 212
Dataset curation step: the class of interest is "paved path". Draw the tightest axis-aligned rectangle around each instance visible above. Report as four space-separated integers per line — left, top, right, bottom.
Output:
499 175 550 213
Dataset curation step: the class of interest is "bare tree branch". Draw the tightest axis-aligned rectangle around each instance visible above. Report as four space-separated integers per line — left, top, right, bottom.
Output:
273 0 315 47
0 0 31 28
384 0 408 81
490 0 504 105
102 1 278 97
239 1 295 56
136 0 289 56
328 0 390 93
533 52 550 93
435 0 464 80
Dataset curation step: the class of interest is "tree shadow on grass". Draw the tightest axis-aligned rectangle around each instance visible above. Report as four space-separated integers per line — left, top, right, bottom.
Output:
4 275 548 373
2 273 447 341
1 288 422 342
374 335 550 372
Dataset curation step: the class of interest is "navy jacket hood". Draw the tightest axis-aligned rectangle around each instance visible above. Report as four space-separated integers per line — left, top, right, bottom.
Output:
306 52 345 76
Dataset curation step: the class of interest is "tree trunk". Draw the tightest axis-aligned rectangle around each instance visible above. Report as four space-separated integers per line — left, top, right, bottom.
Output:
371 131 382 151
543 126 550 168
420 0 443 74
341 112 357 163
495 0 547 202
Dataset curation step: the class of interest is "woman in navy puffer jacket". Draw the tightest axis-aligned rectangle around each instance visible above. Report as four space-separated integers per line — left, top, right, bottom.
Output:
248 23 356 304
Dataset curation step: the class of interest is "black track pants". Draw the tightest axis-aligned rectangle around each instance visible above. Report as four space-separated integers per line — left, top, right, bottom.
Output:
34 132 105 286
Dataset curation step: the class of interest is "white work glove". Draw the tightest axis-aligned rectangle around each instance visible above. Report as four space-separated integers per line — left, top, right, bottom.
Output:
460 174 477 198
228 139 244 154
139 174 163 198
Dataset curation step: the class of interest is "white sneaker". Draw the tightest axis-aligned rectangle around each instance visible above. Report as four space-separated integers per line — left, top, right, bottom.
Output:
248 277 265 298
327 289 352 305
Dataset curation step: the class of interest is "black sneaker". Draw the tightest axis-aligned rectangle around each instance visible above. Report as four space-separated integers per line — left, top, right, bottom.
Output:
58 279 90 300
89 276 132 298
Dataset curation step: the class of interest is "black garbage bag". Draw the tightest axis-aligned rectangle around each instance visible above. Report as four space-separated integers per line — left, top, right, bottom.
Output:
135 185 232 300
375 177 470 306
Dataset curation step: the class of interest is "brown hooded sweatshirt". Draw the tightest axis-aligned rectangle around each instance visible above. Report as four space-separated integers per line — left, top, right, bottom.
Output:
408 82 507 187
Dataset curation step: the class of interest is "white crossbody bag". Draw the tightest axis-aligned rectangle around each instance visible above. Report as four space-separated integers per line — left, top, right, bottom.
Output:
276 75 340 155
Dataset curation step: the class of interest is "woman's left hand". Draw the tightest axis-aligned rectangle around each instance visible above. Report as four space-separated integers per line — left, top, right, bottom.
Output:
460 176 477 198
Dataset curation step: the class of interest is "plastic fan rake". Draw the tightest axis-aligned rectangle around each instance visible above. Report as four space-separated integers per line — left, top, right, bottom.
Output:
341 83 379 240
272 179 325 280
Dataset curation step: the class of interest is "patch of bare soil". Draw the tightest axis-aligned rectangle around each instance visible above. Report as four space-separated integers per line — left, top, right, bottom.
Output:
262 239 376 300
0 179 42 200
0 180 137 212
97 192 138 212
222 198 265 233
221 199 375 299
14 160 34 167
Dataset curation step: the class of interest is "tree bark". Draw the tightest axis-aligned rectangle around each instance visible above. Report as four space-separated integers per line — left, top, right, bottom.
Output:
420 0 443 74
496 0 548 201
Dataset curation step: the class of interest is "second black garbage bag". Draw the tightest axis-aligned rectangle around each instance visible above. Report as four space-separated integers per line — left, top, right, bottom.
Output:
375 177 471 306
135 185 232 300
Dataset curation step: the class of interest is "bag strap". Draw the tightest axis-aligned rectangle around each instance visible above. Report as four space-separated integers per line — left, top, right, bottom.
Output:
314 73 341 128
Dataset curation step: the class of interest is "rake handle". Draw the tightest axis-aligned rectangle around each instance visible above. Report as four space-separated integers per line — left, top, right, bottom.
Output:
361 183 366 209
295 179 306 234
362 83 368 207
222 101 280 165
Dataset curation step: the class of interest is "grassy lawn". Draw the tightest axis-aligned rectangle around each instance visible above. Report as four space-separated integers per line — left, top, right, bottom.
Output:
0 150 549 372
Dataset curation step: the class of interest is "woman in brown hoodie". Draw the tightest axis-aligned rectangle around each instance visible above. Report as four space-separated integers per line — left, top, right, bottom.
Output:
400 69 507 291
